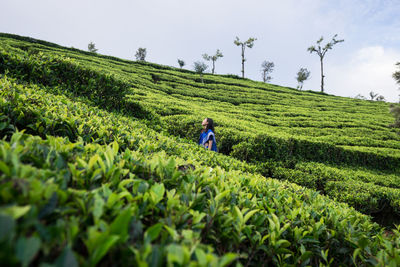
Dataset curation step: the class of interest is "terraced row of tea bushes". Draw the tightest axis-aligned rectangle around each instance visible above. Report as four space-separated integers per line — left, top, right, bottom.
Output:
287 162 400 190
0 45 160 126
163 115 400 172
0 76 251 174
254 161 400 217
0 133 238 266
1 106 400 265
0 49 124 107
231 133 400 171
0 32 136 66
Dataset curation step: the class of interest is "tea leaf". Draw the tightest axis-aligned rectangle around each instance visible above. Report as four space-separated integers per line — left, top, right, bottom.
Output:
0 214 15 242
89 235 120 266
219 252 237 267
1 205 31 219
54 246 78 267
150 183 165 205
0 160 10 176
145 223 163 242
92 194 104 221
109 208 132 242
16 236 41 267
243 209 259 224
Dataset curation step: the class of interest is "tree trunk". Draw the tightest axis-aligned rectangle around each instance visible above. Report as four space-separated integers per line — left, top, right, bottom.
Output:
320 57 324 92
241 45 245 78
212 60 215 74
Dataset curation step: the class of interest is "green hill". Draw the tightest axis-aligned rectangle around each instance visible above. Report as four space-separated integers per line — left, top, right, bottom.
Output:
1 33 399 266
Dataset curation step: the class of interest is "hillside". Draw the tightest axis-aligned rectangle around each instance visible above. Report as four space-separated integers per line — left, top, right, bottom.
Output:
1 33 400 266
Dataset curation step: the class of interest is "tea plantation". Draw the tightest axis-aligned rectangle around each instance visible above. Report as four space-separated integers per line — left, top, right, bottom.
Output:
0 33 400 266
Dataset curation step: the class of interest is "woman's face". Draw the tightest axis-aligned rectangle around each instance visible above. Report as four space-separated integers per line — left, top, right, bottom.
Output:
202 118 208 129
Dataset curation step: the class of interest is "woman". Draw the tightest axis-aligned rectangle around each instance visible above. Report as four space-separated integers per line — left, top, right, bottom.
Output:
198 118 217 152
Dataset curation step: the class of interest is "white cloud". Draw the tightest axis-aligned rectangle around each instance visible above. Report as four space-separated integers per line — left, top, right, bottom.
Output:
327 46 400 102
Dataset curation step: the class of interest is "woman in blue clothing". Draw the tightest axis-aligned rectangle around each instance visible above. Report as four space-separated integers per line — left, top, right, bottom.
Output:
198 118 217 152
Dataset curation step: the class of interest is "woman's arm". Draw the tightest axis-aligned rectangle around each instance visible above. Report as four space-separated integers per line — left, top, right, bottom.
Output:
208 140 213 150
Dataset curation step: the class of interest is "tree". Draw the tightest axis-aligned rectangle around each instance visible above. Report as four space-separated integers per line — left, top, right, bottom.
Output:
234 37 257 78
177 59 185 69
369 91 378 100
390 63 400 128
135 48 147 61
193 61 208 83
376 95 385 102
390 104 400 128
202 49 223 74
260 61 274 83
355 93 385 101
354 94 367 100
307 34 344 92
88 41 98 53
296 68 311 90
394 62 400 89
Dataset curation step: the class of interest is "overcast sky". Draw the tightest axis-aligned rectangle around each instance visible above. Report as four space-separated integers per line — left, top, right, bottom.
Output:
2 0 400 101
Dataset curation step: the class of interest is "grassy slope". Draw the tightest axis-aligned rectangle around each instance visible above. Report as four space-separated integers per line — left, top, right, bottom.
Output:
1 33 400 266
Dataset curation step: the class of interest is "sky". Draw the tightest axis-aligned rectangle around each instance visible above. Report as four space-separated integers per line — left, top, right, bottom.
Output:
1 0 400 102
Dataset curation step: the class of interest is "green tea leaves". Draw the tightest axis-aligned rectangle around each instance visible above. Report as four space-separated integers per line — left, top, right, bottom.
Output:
109 208 132 242
89 235 120 267
0 160 10 176
0 214 15 242
145 223 163 242
92 193 105 222
0 205 31 219
243 209 259 224
15 236 41 267
54 247 78 267
150 183 165 205
219 253 237 267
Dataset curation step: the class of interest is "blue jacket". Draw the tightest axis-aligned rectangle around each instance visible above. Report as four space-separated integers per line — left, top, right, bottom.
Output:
198 129 217 152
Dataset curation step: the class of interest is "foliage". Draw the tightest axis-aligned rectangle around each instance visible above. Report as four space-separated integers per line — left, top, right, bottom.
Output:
202 49 223 74
135 47 147 61
88 41 98 53
296 67 310 90
355 94 367 100
308 34 344 92
177 59 185 68
394 62 400 88
390 63 400 127
376 95 385 102
193 61 208 83
234 37 257 78
260 61 274 83
370 91 378 100
193 61 208 74
390 104 400 128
